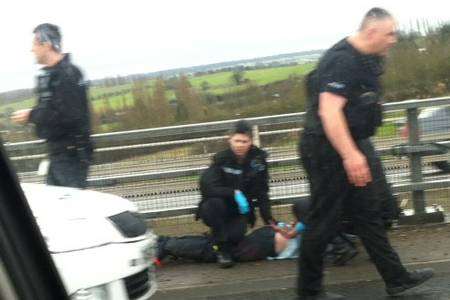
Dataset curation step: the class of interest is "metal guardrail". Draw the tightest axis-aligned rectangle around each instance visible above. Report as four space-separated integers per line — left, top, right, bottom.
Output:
5 96 450 152
5 96 450 220
142 178 450 219
86 141 450 187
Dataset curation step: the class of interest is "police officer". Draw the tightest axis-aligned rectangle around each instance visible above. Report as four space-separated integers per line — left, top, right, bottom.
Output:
197 120 275 268
12 23 92 189
298 8 433 299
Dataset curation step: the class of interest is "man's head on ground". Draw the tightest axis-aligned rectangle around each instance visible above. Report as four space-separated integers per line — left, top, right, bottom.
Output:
292 199 310 222
228 120 253 159
32 23 63 66
352 7 397 56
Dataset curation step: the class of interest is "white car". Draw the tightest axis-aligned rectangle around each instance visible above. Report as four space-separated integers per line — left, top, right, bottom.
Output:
21 183 157 300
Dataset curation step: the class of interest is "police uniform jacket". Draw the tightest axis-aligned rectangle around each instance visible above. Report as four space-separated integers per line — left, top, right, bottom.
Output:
29 54 92 155
199 146 274 225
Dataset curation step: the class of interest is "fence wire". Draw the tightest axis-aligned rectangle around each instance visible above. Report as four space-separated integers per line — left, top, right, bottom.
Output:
5 102 450 235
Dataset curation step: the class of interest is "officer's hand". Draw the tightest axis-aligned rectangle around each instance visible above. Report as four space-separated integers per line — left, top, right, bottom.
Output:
343 150 372 187
270 223 283 233
11 109 32 124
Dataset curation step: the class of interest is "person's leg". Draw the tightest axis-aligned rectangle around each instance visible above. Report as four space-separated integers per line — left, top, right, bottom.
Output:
224 215 248 245
329 232 358 266
46 159 58 186
351 139 433 294
198 197 244 267
198 197 243 245
157 235 216 263
47 152 89 188
298 135 349 297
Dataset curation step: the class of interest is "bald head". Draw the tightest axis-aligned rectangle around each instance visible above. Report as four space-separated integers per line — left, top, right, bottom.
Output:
359 7 393 31
352 7 397 56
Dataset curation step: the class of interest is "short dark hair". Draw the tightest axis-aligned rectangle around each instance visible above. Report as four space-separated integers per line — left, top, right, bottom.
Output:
360 7 393 30
292 199 310 221
33 23 62 52
229 120 253 138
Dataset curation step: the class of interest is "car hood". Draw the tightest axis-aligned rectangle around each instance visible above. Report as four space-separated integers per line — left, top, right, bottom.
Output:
20 183 140 253
21 183 136 220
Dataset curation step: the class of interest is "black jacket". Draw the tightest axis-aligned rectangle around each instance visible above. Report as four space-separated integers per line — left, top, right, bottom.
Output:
304 38 383 140
199 146 274 225
30 54 92 155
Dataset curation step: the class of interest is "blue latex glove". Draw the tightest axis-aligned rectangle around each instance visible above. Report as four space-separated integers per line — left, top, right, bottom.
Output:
234 191 250 214
295 222 305 234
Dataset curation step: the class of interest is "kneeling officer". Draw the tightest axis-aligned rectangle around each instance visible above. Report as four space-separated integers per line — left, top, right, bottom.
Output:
197 120 275 268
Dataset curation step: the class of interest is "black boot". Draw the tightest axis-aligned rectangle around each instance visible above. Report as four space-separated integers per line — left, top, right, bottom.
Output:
216 243 235 268
156 236 170 261
333 247 358 266
217 251 234 268
386 268 434 296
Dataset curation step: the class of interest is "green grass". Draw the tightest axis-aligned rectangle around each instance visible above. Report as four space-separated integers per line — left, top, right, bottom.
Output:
376 122 398 138
0 63 315 114
89 83 134 99
0 98 35 112
189 63 315 90
190 72 234 89
245 63 315 85
93 93 135 111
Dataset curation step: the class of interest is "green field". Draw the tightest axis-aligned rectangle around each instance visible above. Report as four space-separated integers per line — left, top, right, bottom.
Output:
245 64 315 85
189 63 315 90
0 63 315 113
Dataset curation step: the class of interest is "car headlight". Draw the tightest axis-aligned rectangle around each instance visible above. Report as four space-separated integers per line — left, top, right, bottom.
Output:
70 285 108 300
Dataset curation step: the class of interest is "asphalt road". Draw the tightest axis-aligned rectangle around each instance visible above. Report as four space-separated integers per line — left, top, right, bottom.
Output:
153 224 450 300
207 273 450 300
154 260 450 300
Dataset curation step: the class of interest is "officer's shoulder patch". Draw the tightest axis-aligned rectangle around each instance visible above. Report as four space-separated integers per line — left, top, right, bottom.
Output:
250 159 266 172
327 82 346 89
222 167 242 175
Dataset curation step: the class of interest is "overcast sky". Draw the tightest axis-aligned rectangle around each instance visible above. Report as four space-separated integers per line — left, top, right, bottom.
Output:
0 0 448 92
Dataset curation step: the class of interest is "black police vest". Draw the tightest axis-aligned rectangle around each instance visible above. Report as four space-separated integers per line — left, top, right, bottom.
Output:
304 68 383 140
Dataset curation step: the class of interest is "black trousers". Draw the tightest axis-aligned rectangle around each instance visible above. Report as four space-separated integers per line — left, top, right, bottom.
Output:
160 226 276 263
47 150 90 189
298 134 410 296
197 197 248 250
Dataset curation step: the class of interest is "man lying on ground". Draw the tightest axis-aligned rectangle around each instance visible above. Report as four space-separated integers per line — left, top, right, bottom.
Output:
155 199 358 266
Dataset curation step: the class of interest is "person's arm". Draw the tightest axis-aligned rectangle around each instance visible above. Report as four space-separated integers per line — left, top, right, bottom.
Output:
257 193 275 225
317 53 371 187
271 222 303 239
319 93 372 187
255 157 275 224
199 165 235 199
30 69 87 129
10 109 32 124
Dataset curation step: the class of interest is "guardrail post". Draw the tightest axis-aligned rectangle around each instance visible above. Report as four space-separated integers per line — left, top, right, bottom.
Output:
252 125 261 147
398 107 445 225
407 107 426 214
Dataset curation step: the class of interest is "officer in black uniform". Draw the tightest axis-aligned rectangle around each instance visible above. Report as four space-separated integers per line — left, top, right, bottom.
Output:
196 120 275 268
12 23 92 189
298 8 433 300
